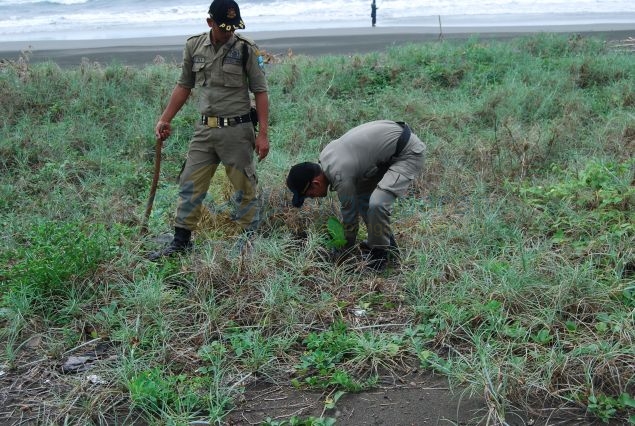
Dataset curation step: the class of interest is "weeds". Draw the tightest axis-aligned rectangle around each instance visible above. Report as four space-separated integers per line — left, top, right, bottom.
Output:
1 33 634 424
262 416 336 426
293 320 379 391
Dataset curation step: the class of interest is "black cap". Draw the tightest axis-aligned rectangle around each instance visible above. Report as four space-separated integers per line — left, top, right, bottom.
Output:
208 0 245 31
286 162 321 208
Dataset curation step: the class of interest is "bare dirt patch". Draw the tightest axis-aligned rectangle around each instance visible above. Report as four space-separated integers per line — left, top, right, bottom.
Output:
225 369 614 426
0 355 621 426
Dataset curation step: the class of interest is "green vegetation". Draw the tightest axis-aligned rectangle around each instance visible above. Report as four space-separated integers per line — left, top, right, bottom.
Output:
1 34 634 424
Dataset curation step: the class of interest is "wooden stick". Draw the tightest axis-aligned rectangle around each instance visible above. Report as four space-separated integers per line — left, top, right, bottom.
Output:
141 138 162 235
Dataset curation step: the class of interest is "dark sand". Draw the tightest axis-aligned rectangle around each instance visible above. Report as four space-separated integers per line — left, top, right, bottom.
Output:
1 24 634 68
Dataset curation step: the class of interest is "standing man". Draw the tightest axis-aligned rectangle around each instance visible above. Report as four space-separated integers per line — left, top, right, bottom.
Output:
286 120 425 271
371 0 377 27
149 0 269 261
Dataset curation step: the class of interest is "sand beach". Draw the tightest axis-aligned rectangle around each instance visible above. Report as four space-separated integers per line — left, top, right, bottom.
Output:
1 23 634 68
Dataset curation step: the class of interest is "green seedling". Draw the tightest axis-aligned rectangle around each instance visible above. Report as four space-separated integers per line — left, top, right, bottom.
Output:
326 216 347 249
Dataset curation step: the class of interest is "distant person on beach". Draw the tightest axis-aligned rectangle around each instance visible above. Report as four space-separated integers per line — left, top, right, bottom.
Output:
149 0 269 261
285 120 426 271
371 0 378 27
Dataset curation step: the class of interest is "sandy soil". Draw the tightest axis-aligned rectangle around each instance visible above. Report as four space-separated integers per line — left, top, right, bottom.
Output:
1 25 634 67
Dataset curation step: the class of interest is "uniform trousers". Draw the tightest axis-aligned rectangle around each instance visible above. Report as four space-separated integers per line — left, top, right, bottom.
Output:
348 134 425 248
175 121 259 232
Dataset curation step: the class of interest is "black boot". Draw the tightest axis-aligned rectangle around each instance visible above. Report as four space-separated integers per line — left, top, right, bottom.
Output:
360 235 399 256
387 234 400 262
147 228 193 261
364 236 399 272
367 247 389 272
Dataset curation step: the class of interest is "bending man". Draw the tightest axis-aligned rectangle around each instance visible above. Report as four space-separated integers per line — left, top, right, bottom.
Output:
286 120 425 271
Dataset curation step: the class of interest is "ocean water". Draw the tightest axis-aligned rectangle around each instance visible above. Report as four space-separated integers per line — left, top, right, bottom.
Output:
1 0 635 42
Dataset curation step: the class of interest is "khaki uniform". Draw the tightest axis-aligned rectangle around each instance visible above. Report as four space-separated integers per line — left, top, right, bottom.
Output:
175 31 267 231
319 120 426 248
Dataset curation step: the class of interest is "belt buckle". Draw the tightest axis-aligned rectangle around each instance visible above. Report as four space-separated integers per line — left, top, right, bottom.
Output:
207 116 219 128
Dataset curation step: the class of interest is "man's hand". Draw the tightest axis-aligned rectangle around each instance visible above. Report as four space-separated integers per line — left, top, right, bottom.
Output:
255 133 269 162
155 120 172 142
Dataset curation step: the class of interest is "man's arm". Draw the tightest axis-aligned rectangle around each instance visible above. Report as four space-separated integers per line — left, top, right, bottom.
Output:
337 183 360 248
155 84 192 141
254 91 269 161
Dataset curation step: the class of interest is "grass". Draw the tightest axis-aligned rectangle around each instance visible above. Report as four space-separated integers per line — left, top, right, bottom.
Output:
1 33 634 424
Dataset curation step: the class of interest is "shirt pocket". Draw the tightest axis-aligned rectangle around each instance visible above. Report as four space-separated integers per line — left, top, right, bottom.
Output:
222 63 244 87
192 62 206 87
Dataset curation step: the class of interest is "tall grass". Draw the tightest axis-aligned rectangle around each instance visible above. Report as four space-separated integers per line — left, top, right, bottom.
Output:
1 33 634 424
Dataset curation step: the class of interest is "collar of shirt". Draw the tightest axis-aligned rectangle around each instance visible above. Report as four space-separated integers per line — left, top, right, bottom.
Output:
208 30 236 49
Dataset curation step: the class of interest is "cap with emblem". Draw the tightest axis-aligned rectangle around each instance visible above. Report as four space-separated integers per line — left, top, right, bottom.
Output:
208 0 245 31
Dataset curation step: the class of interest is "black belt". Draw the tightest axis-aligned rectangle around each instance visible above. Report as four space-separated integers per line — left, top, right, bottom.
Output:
394 121 411 157
201 112 252 128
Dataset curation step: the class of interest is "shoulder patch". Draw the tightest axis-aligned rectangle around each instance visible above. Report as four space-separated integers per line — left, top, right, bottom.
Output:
235 33 256 46
187 31 208 42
